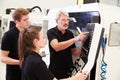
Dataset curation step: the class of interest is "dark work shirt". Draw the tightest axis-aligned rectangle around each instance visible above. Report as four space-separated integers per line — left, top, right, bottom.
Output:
47 26 75 79
1 27 21 80
22 51 54 80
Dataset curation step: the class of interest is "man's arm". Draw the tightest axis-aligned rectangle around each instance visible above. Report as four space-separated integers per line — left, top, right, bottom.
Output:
0 50 19 65
50 32 88 52
50 38 76 52
71 32 88 57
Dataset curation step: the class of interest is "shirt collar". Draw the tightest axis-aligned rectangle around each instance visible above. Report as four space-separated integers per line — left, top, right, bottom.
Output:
55 26 68 35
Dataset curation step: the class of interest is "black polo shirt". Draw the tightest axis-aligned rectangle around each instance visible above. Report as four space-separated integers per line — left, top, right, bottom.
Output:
22 51 54 80
1 27 21 80
47 26 75 79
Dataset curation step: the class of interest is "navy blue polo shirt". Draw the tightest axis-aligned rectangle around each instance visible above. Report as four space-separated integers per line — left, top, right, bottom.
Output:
47 26 75 79
22 51 54 80
1 27 21 80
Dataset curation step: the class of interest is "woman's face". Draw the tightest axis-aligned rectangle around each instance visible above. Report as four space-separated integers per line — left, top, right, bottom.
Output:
36 30 47 49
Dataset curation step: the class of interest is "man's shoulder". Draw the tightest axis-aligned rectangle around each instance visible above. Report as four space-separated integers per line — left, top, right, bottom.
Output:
6 27 17 34
47 27 56 33
66 29 73 34
3 28 18 40
48 27 56 31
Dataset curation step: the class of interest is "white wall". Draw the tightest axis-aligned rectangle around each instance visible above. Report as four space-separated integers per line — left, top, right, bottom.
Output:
100 0 118 6
0 0 77 16
0 0 119 16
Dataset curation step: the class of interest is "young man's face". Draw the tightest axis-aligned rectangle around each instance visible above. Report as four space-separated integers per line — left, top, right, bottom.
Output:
16 15 29 28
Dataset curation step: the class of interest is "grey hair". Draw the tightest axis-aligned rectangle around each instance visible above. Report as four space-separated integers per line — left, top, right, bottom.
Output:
55 10 69 20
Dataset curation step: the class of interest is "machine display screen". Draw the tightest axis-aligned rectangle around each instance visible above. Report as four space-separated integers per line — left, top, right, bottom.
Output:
68 11 100 63
68 11 100 31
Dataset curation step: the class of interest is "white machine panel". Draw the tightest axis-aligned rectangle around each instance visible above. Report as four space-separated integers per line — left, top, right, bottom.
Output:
82 23 104 72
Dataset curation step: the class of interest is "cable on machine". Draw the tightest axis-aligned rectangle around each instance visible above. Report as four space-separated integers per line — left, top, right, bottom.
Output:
101 36 107 80
29 6 42 12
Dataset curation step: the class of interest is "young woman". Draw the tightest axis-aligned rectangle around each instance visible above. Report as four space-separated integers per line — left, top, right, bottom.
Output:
18 25 88 80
